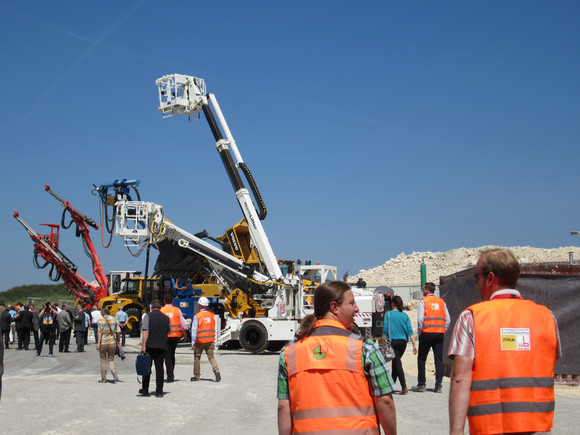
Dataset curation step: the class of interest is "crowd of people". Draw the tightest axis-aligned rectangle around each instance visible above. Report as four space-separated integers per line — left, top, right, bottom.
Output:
0 248 562 434
0 300 109 356
277 248 561 435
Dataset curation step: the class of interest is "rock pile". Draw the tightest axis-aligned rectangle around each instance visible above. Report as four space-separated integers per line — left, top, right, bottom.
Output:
351 246 580 285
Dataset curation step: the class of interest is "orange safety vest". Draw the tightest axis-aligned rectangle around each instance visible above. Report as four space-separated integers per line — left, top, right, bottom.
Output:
422 295 446 333
160 305 183 338
467 298 557 434
284 318 379 435
195 310 215 344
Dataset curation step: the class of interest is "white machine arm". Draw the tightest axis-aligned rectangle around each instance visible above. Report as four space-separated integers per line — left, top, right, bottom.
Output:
156 74 283 280
114 200 272 285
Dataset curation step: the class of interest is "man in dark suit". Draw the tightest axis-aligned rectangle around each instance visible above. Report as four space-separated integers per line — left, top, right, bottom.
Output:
73 303 87 352
15 305 33 350
140 300 170 398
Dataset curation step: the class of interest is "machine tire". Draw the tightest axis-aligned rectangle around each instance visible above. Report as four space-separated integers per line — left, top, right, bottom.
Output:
266 340 286 352
239 321 269 353
126 307 142 337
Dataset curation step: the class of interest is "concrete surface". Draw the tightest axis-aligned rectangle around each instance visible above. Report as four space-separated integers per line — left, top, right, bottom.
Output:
1 336 578 434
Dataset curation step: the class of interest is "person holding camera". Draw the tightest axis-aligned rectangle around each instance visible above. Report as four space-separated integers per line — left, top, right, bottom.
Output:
37 302 57 356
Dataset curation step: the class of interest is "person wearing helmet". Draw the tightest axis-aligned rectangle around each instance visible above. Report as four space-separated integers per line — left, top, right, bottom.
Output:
190 297 220 382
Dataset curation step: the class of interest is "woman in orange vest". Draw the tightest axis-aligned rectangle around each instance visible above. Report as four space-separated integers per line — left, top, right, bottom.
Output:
277 281 397 435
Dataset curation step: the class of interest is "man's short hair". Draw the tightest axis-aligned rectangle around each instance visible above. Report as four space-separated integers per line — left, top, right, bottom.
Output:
164 294 173 304
151 300 162 309
424 282 436 293
480 248 520 289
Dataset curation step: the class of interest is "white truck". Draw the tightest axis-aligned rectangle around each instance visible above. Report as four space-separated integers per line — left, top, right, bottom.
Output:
110 74 387 352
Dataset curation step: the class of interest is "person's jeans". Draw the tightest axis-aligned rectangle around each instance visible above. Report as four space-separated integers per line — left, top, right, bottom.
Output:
417 332 444 388
390 339 408 389
37 328 54 355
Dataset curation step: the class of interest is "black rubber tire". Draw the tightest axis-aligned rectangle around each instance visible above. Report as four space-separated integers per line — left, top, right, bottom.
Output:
239 321 269 353
126 307 142 338
266 340 286 352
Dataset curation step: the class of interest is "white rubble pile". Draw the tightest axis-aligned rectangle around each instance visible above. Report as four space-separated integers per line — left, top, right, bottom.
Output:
352 246 580 286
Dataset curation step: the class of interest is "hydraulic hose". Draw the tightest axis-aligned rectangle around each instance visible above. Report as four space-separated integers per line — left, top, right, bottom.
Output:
239 162 267 221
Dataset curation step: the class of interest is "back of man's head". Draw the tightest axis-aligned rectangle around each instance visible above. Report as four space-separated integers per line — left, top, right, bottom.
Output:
151 300 162 310
424 282 436 293
480 248 520 289
164 294 173 305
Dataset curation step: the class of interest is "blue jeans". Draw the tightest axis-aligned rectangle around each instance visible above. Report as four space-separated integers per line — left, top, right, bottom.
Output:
37 328 54 355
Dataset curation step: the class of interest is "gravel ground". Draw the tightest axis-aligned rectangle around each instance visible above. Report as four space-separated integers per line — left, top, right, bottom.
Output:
1 336 578 434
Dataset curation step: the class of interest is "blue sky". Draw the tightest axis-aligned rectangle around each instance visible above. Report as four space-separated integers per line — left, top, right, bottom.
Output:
1 1 579 291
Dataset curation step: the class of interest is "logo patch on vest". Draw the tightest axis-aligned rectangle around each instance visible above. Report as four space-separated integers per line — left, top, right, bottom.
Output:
500 328 531 351
313 345 327 359
431 302 440 310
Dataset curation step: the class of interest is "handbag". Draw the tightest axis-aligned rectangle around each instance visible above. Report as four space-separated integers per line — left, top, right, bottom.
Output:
380 311 396 362
136 353 152 376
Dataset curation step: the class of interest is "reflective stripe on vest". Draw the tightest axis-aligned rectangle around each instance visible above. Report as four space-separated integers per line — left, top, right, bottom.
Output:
285 319 379 435
422 296 446 333
195 310 215 343
467 298 557 434
160 305 182 338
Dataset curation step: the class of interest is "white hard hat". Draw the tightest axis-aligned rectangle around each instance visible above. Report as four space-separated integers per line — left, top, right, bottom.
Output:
198 297 210 307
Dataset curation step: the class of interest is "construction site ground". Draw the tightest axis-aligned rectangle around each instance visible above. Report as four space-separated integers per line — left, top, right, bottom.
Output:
1 335 578 434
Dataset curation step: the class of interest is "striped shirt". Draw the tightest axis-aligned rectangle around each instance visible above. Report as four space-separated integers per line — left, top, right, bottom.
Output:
98 315 120 345
277 336 395 400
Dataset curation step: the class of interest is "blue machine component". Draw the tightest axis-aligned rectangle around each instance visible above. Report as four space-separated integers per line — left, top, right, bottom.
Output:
93 179 141 203
171 277 217 318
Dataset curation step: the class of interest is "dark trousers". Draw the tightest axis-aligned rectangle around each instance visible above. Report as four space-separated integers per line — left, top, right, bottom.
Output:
59 329 71 352
75 330 85 351
38 328 54 355
19 327 31 350
391 339 408 389
32 330 39 350
417 332 444 388
120 326 128 346
142 347 166 394
165 337 180 381
2 330 9 348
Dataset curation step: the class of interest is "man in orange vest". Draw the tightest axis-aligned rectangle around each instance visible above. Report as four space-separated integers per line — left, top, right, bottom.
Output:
190 297 220 382
160 294 186 383
412 281 450 393
449 248 561 435
277 281 397 435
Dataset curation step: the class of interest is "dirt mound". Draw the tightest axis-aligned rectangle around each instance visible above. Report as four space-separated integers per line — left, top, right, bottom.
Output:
352 246 580 285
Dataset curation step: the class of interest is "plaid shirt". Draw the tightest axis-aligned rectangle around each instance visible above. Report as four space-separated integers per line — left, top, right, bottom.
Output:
277 331 394 400
98 315 120 345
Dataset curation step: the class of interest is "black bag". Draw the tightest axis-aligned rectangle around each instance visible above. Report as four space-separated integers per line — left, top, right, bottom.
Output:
136 353 151 376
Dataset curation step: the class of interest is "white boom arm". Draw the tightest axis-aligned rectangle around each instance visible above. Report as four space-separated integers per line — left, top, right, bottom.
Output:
155 74 283 280
114 200 272 285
